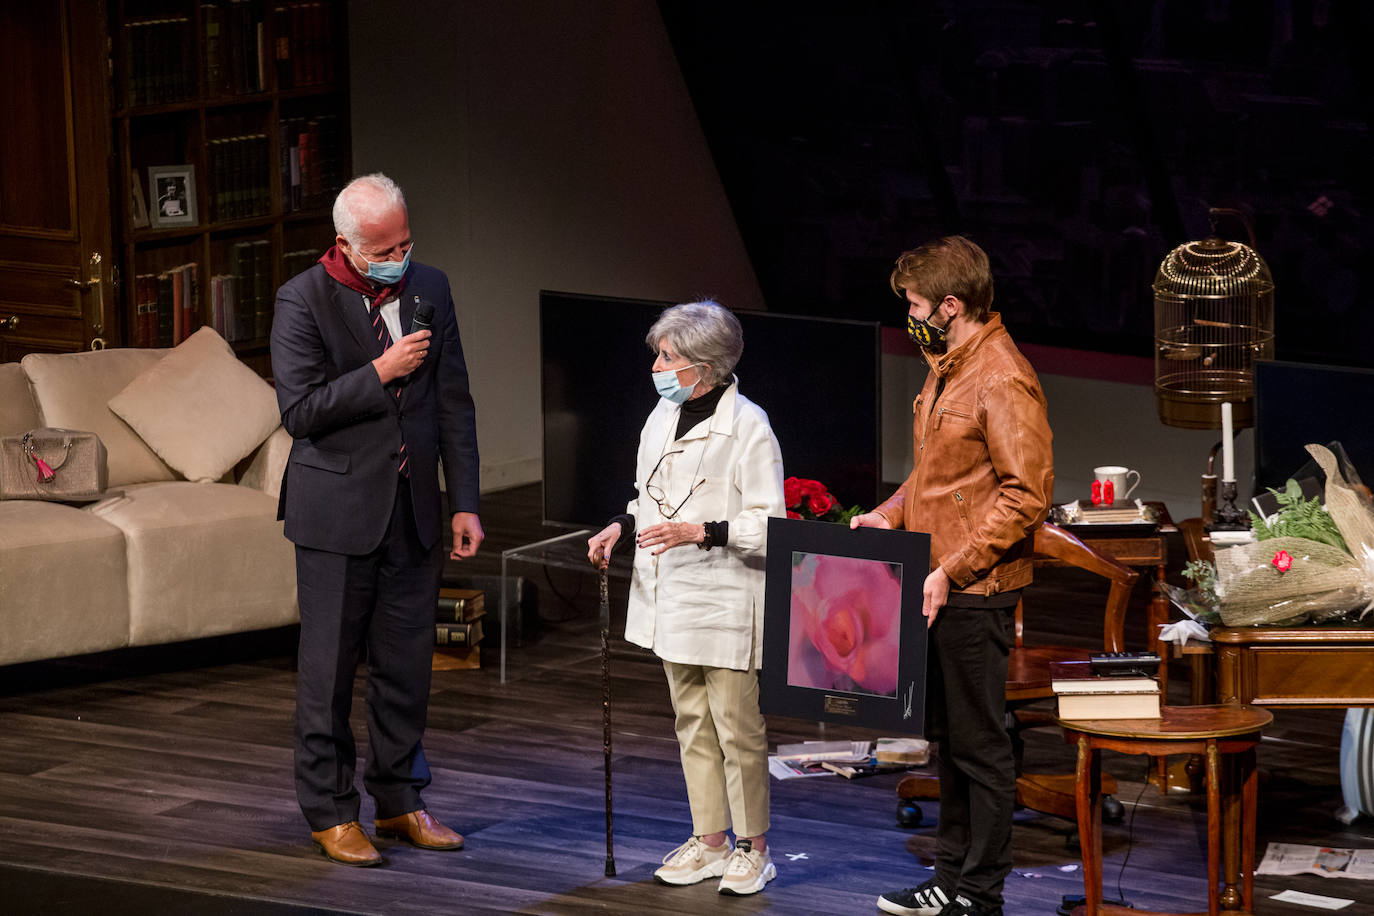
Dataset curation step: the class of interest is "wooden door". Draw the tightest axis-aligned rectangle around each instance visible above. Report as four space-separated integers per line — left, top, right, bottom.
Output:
0 0 115 361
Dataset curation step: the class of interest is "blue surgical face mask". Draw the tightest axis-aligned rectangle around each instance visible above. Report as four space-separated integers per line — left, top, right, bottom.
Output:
352 245 412 285
652 363 702 404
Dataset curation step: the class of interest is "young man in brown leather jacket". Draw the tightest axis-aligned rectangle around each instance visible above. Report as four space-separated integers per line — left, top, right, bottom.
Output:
852 236 1054 916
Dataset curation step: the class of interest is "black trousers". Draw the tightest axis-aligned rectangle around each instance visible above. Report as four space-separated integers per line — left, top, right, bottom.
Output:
927 604 1015 909
293 478 443 831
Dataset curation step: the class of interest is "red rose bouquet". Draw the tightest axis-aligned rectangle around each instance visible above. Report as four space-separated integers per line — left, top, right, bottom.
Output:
784 476 862 525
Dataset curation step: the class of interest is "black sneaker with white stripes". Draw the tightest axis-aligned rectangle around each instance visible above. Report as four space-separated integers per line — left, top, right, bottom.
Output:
937 894 1004 916
876 877 952 916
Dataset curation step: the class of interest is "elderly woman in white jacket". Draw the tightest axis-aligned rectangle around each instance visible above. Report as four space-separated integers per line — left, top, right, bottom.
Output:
588 300 785 897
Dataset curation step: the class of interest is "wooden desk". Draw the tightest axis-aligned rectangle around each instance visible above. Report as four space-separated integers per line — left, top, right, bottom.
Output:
1062 705 1272 916
1176 517 1374 710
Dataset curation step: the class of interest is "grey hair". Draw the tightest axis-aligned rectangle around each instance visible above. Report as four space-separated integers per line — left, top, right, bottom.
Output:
645 300 743 388
332 173 407 245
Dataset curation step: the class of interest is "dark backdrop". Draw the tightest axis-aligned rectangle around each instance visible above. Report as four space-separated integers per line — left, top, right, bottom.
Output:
659 0 1373 368
541 291 881 529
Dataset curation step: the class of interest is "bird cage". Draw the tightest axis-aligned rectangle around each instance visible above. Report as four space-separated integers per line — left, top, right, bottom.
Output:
1154 211 1275 430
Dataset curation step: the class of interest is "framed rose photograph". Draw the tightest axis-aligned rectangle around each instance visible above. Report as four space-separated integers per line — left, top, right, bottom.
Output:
760 517 930 734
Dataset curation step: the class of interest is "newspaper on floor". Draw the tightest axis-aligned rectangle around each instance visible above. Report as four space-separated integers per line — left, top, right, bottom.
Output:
1257 843 1374 879
768 756 835 779
769 739 873 779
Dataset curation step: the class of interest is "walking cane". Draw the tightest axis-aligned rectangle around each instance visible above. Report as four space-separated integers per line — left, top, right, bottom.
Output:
599 567 616 877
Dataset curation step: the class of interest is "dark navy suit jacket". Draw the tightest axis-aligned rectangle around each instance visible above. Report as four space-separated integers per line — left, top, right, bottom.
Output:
269 262 479 555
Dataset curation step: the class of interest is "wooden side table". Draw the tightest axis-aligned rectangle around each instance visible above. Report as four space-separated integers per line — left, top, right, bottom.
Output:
1060 501 1178 790
1060 705 1272 916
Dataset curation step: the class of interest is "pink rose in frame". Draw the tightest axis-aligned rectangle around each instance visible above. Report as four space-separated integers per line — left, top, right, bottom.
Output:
787 552 903 697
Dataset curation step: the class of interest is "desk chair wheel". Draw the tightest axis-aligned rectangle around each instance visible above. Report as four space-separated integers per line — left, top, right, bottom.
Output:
896 798 924 828
1103 794 1125 823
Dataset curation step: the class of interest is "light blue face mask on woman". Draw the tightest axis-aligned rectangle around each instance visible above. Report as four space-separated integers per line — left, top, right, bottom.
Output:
652 363 702 404
354 245 412 285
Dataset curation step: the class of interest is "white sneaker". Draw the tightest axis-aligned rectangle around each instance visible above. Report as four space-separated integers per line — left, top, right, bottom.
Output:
653 835 731 886
717 839 776 896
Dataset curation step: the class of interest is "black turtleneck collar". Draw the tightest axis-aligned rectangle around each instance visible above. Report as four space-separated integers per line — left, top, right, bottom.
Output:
676 382 729 439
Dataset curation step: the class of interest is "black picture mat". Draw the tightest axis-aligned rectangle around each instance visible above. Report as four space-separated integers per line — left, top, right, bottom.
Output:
540 290 881 529
760 517 929 736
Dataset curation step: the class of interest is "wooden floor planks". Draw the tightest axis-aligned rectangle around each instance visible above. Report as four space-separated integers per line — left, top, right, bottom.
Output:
1 483 1371 914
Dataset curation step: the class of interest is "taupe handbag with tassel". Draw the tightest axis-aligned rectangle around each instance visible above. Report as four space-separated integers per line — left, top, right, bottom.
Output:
0 427 108 502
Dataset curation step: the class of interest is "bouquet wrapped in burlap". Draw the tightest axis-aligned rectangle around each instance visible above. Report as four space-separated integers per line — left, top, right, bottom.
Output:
1213 444 1374 626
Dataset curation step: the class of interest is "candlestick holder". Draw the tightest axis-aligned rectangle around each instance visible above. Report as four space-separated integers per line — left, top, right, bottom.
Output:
1211 479 1249 531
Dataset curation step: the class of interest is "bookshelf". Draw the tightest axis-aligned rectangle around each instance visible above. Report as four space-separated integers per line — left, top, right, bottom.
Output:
111 0 351 375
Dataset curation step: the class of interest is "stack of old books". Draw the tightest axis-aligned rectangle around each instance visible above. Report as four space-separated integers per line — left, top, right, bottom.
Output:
1051 656 1161 720
432 587 485 670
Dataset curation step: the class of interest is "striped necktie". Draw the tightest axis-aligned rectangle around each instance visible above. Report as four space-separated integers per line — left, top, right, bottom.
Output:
368 298 408 477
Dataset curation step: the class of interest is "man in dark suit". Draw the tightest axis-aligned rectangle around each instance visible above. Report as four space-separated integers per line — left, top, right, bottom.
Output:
270 172 483 867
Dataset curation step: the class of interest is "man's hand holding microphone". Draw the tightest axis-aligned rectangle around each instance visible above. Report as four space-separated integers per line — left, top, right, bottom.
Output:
373 299 435 385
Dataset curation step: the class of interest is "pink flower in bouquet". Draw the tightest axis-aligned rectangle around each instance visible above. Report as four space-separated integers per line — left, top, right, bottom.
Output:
788 553 902 696
1272 549 1293 573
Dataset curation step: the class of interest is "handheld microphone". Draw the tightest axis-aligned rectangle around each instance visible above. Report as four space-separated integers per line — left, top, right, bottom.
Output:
410 298 435 336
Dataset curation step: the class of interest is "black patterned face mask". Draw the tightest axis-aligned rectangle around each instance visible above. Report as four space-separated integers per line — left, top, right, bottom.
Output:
907 310 949 353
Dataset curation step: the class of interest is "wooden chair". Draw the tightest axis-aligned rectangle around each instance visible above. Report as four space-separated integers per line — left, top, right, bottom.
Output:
896 522 1140 827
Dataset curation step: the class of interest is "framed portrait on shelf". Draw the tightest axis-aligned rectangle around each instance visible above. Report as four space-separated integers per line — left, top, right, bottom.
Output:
760 517 930 735
147 164 197 228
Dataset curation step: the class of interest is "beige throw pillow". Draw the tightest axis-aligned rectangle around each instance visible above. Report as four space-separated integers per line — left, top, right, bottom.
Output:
108 327 281 483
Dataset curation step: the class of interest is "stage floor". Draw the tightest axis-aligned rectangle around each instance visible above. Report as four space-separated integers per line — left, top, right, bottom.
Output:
0 485 1369 914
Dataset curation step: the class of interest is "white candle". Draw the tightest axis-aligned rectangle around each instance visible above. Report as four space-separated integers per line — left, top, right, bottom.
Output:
1221 401 1235 483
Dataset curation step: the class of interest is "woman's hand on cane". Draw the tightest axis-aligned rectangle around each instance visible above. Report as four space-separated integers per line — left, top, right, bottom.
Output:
588 522 622 570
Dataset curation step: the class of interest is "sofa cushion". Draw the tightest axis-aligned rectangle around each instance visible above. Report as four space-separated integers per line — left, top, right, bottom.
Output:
0 500 130 666
90 481 297 646
0 362 41 438
21 348 175 488
107 328 281 484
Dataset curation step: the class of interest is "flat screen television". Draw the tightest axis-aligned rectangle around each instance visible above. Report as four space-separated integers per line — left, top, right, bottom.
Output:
1253 359 1374 494
541 290 882 529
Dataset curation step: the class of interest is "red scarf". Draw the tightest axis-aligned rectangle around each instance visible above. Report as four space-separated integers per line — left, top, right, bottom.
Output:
318 245 407 306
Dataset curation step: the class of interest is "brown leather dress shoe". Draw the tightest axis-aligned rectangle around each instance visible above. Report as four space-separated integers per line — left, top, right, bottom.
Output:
374 809 465 850
310 821 383 867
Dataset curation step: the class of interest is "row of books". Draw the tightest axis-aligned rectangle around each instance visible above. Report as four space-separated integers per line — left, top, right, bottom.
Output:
1052 660 1161 719
208 239 274 343
272 1 338 90
124 2 339 107
124 17 196 106
209 134 272 222
433 588 486 670
281 116 345 212
283 247 323 280
132 265 201 349
202 0 269 97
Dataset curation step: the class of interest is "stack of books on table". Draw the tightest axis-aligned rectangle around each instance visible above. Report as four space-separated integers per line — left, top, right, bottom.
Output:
1051 660 1161 720
432 587 485 670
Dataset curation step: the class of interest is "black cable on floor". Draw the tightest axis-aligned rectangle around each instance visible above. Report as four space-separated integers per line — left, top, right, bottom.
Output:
1114 756 1152 903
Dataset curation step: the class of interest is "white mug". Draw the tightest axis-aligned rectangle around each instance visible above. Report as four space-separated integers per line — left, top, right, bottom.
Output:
1093 466 1141 505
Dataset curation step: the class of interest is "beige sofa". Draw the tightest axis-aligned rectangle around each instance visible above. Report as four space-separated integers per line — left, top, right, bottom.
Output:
0 330 297 667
